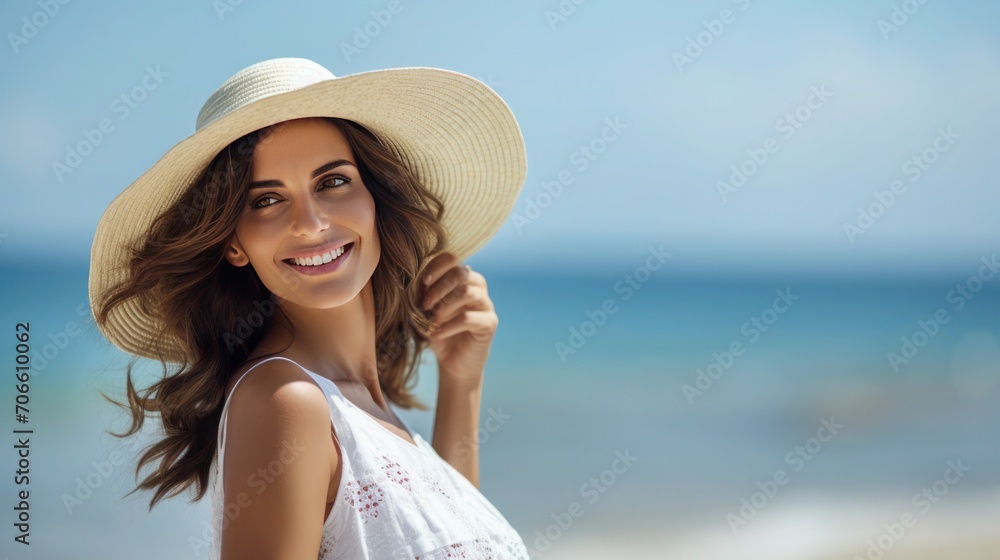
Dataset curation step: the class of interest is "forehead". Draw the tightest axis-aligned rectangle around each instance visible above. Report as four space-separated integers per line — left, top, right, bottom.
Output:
252 118 353 174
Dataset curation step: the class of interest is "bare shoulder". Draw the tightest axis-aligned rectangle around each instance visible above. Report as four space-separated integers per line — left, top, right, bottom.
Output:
225 357 330 418
220 359 335 559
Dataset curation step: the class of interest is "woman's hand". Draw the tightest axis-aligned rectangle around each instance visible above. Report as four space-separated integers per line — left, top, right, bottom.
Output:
419 252 497 387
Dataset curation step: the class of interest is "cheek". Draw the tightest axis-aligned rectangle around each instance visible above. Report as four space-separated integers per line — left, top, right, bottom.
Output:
364 185 378 218
345 188 378 234
363 195 379 249
365 197 377 232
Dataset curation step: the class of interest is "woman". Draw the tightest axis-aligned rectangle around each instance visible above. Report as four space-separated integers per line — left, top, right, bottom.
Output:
88 58 530 559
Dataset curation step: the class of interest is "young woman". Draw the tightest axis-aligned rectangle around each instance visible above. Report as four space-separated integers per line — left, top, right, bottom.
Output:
88 58 529 559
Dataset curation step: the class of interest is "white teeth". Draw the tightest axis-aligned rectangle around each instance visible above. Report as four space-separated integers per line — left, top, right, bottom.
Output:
289 245 347 266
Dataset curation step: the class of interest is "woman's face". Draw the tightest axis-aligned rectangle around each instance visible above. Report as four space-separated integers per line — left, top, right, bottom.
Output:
225 117 380 308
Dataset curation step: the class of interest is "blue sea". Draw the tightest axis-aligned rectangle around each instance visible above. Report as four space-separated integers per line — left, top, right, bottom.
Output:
2 263 999 558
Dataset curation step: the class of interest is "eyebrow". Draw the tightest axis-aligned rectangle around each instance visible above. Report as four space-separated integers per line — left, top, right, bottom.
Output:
248 159 357 190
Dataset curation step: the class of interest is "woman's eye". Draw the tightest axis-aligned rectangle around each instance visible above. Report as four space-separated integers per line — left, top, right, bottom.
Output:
320 175 350 190
251 195 280 209
249 176 348 210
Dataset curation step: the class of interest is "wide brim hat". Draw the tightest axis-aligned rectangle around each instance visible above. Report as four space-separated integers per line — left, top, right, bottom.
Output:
88 57 527 363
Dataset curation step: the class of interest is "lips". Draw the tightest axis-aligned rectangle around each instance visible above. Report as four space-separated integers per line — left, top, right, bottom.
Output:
281 241 353 266
283 242 353 267
282 242 354 275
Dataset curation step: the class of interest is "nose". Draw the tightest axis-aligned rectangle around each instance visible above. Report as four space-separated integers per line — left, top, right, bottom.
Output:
288 194 331 238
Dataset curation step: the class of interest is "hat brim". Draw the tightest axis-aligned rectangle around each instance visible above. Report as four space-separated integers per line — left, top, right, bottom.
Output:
88 66 527 362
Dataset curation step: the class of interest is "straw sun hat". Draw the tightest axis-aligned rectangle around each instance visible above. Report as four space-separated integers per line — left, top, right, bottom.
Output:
88 57 528 362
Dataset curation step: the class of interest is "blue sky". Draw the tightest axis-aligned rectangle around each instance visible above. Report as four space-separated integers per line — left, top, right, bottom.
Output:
1 0 998 276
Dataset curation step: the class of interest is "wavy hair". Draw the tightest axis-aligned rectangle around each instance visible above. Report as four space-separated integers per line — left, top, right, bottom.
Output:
95 117 446 510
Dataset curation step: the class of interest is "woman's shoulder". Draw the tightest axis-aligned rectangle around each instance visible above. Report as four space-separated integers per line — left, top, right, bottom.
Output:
220 356 336 483
216 356 338 557
224 356 326 413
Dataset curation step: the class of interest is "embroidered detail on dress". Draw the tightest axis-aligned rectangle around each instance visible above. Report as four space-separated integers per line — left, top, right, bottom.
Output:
428 473 462 516
380 455 414 492
211 356 531 559
415 538 503 560
345 480 385 522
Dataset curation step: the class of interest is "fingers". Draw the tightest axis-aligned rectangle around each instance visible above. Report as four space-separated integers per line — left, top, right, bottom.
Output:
429 283 489 325
428 309 498 341
420 251 460 289
422 261 478 312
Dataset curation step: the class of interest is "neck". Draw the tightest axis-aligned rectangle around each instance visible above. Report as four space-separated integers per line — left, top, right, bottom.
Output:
264 278 385 409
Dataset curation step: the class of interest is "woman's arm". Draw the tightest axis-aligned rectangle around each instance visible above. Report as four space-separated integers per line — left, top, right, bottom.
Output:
220 361 335 559
431 375 484 487
420 252 498 489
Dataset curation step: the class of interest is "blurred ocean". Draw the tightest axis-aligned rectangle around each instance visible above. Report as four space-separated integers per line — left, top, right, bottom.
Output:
2 262 999 559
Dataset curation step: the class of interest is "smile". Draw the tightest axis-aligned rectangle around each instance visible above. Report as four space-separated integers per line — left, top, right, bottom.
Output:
286 243 349 266
282 242 354 274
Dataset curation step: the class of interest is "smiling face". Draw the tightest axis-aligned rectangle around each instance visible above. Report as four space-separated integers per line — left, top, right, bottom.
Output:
225 117 380 308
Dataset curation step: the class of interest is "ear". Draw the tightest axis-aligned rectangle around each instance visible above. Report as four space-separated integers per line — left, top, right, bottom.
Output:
225 237 250 267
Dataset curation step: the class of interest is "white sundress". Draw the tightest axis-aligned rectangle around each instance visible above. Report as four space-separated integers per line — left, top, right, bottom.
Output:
207 356 531 559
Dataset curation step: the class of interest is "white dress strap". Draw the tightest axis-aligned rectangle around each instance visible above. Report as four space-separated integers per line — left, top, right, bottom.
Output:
216 355 337 477
209 355 532 559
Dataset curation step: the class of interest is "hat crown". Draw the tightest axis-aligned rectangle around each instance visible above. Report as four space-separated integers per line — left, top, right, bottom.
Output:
195 58 336 131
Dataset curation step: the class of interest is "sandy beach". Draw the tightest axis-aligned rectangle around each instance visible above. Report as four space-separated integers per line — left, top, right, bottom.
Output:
529 490 1000 560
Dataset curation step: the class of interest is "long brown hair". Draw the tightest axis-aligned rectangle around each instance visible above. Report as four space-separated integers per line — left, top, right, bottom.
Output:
95 117 446 510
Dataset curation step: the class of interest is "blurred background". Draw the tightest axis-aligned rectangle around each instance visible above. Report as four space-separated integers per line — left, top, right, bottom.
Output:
2 1 999 558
